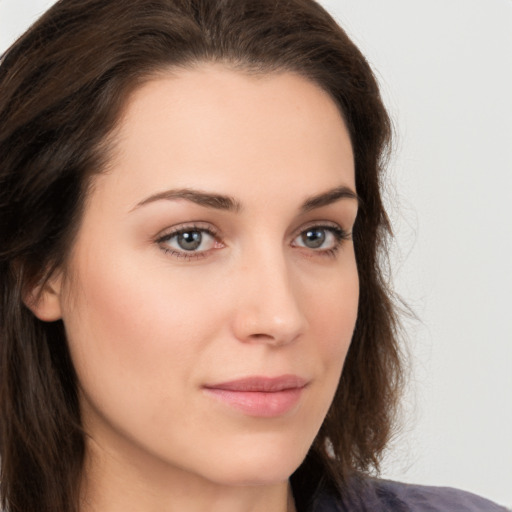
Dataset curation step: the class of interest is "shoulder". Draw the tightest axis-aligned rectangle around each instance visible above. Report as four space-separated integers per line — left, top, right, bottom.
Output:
309 478 509 512
373 480 509 512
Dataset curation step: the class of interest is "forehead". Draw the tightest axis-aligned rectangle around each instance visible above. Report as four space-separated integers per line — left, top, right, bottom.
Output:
98 64 355 210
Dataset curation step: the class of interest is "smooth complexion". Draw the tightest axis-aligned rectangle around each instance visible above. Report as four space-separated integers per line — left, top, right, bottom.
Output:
31 65 359 512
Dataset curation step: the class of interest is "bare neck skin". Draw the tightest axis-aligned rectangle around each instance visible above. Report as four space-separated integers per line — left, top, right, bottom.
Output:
80 437 296 512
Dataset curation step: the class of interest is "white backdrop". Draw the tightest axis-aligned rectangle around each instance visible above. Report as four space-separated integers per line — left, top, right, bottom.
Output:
1 0 511 507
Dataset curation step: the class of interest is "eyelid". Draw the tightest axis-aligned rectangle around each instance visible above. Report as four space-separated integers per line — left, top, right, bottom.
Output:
155 221 220 242
290 221 352 259
155 222 224 260
291 220 351 241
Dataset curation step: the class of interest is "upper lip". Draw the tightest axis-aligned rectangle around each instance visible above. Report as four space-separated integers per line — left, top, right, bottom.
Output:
203 375 308 392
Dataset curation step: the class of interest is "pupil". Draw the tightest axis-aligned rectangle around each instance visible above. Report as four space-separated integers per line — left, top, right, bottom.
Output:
302 229 325 248
177 231 202 251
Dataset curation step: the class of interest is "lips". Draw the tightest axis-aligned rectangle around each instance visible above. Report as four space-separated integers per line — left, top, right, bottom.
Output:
203 375 308 417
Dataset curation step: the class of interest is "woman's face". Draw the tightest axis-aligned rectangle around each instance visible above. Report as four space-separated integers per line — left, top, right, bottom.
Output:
51 65 359 487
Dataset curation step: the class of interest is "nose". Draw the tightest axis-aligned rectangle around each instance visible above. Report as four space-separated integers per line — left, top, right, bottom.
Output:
230 248 308 347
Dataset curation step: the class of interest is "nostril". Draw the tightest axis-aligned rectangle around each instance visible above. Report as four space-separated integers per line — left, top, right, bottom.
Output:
249 333 275 340
244 330 302 348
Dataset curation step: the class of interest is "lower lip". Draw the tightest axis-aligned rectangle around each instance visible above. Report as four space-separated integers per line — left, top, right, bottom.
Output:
203 387 305 417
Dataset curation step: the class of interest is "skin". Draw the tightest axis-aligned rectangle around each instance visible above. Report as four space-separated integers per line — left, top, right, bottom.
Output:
31 65 359 512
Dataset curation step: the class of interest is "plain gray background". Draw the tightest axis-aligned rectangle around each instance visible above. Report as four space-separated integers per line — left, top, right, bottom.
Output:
1 0 511 507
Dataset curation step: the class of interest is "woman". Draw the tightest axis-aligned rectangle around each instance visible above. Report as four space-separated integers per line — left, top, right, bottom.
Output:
0 1 507 511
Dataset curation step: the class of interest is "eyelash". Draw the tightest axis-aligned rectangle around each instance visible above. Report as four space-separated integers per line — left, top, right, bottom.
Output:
294 224 351 259
155 223 351 261
156 223 219 261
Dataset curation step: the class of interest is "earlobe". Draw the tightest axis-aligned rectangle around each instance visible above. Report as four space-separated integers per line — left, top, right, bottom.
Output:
24 274 63 322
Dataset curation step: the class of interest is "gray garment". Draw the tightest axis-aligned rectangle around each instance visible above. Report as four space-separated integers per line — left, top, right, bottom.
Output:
311 479 509 512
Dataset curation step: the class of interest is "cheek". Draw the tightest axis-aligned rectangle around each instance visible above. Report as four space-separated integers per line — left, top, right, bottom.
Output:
60 251 221 413
300 258 359 401
307 258 359 352
65 251 210 347
320 267 359 387
60 254 232 469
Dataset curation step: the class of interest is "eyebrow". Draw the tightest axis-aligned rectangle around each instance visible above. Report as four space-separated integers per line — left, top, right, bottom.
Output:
299 185 359 212
132 185 359 213
133 188 242 213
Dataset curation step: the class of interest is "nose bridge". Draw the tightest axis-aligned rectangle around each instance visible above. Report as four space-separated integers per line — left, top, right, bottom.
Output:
231 239 307 345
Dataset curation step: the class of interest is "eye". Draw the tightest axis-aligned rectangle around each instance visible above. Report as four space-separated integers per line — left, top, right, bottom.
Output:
172 230 209 251
156 225 221 258
292 224 350 254
299 227 330 249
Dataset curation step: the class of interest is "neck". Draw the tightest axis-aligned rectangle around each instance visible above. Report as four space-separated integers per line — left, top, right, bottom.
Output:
80 437 297 512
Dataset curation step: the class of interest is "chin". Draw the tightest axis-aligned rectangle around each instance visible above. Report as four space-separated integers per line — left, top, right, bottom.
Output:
194 435 311 487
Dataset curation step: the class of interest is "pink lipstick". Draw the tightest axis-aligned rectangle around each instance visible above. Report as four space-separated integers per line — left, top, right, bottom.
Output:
203 375 307 417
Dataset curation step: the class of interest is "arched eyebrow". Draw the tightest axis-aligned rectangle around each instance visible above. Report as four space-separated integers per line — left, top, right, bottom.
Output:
132 188 242 213
131 185 359 213
299 185 359 212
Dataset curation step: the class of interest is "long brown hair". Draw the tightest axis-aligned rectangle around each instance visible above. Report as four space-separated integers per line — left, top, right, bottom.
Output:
0 1 402 510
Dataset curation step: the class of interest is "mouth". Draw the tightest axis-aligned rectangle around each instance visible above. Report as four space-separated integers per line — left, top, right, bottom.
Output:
202 375 308 417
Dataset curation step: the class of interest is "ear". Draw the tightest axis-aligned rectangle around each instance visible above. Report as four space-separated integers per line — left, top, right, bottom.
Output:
24 273 63 322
